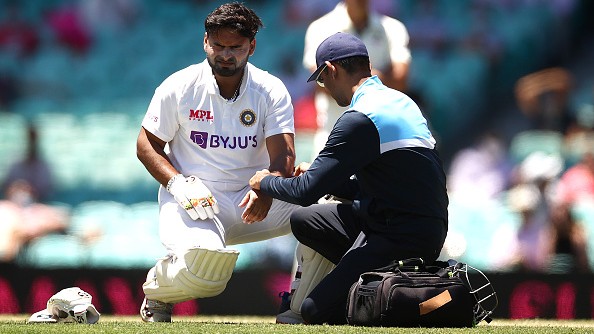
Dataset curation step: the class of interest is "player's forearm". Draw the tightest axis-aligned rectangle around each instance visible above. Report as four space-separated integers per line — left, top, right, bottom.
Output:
268 153 295 178
136 129 179 186
265 133 296 177
260 175 321 207
373 62 408 91
138 150 178 187
390 62 409 91
137 152 178 187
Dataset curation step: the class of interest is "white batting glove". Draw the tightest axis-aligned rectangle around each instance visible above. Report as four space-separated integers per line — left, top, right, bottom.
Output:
167 174 220 220
29 287 100 324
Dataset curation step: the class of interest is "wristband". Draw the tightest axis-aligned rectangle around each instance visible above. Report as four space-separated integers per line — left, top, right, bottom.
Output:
166 174 184 193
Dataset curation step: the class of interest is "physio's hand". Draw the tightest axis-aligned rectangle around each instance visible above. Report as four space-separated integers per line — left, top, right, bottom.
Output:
248 169 271 190
294 162 311 176
238 189 273 224
167 174 219 220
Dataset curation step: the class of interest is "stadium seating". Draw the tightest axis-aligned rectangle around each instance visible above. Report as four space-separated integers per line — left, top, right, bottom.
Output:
0 113 27 178
570 200 594 270
444 195 520 271
17 234 87 268
509 130 565 164
15 201 163 269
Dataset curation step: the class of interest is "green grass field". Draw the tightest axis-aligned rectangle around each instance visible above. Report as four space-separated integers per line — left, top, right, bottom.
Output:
1 315 594 334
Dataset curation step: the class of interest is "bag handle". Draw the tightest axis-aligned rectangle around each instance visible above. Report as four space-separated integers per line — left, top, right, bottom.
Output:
374 258 453 278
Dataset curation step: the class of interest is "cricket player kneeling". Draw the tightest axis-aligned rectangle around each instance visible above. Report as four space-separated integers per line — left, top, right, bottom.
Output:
143 247 240 304
28 287 100 324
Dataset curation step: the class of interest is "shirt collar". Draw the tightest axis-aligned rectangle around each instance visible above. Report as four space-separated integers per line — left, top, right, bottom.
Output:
350 75 381 107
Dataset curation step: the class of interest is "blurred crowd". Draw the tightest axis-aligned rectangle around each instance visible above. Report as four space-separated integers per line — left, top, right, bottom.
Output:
446 62 594 273
1 0 593 274
0 125 69 262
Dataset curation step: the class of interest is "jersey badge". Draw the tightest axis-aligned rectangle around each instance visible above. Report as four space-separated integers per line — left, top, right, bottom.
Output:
239 109 256 127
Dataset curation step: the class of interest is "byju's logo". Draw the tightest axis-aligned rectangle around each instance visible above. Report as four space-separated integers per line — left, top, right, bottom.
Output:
190 131 209 149
190 131 257 149
189 109 214 123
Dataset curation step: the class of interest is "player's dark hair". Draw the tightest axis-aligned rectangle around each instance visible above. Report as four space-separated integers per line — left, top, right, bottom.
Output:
335 56 371 75
205 2 263 40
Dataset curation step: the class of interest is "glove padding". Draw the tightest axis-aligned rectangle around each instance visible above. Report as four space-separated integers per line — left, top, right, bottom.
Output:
168 174 220 220
28 287 100 324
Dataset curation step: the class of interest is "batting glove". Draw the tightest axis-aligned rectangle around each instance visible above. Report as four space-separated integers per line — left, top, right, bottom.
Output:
167 174 220 220
28 287 100 324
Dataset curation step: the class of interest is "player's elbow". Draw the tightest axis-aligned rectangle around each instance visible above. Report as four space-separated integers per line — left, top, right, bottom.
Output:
293 193 323 207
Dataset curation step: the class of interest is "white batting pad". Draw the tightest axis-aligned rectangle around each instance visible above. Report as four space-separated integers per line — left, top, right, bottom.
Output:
143 248 239 304
290 244 335 314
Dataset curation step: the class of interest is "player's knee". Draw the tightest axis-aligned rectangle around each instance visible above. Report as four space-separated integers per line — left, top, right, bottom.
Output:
300 297 315 324
289 208 313 237
300 297 321 324
302 297 350 325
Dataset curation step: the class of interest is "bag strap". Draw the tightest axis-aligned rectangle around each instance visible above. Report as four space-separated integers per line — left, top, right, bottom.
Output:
374 258 425 272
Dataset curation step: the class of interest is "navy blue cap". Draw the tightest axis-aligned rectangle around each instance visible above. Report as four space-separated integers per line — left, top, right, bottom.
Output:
307 32 369 82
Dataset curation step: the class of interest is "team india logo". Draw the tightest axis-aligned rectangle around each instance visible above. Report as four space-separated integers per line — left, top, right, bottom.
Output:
239 109 256 126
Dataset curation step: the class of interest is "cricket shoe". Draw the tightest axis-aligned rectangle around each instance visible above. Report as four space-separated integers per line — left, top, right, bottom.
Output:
140 297 173 323
278 291 291 314
276 309 304 324
276 289 304 324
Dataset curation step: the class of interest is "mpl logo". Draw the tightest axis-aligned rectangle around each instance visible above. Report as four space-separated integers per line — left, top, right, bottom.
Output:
189 109 214 123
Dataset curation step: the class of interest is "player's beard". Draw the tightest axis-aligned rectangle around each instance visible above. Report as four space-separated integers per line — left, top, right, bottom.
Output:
208 55 249 77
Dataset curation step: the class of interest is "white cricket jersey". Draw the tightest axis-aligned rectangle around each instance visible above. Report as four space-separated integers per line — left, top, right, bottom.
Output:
303 2 411 74
142 59 294 186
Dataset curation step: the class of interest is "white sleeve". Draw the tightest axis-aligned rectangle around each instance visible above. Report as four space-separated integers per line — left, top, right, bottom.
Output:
303 22 319 71
264 76 295 138
303 20 338 71
383 16 411 65
141 82 179 143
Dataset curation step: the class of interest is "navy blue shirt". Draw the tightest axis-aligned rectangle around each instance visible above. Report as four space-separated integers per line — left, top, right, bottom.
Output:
260 76 448 226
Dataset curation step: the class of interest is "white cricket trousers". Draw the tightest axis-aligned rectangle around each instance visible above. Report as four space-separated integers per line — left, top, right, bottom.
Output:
157 180 299 254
